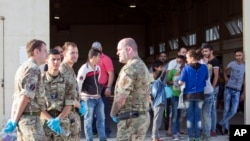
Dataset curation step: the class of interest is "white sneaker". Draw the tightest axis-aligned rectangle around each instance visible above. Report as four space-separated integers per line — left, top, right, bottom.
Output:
173 134 179 141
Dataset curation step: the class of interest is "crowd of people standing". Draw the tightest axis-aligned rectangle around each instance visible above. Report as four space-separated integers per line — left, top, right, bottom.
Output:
1 38 245 141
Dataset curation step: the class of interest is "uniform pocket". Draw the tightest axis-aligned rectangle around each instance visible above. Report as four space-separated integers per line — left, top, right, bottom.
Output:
18 116 37 134
68 111 81 135
18 116 45 139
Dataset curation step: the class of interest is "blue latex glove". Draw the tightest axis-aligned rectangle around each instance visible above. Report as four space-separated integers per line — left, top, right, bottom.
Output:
47 117 62 134
111 116 119 124
79 101 87 116
2 119 17 133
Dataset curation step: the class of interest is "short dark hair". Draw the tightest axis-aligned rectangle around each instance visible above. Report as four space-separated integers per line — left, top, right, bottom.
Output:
88 48 101 59
176 55 186 62
178 47 187 52
234 48 243 54
201 43 213 50
151 60 163 72
159 51 168 56
48 49 60 55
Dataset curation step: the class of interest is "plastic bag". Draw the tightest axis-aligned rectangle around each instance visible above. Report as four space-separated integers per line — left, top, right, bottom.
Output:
177 83 186 109
177 93 185 109
165 85 173 98
0 132 17 141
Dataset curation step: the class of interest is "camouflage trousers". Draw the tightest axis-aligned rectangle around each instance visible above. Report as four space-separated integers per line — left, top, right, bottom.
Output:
116 112 150 141
17 115 47 141
68 110 81 141
42 118 71 141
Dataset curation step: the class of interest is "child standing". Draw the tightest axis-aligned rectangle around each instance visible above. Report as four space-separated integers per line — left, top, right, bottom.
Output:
150 60 167 141
167 55 186 140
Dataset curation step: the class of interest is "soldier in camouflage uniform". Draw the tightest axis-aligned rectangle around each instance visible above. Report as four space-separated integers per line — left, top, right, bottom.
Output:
40 49 76 141
110 38 151 141
3 39 48 141
59 42 82 141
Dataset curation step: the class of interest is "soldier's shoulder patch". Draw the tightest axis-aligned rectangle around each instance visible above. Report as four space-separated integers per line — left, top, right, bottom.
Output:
29 84 36 91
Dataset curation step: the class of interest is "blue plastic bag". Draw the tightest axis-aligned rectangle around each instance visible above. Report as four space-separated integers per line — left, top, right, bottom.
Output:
165 85 173 98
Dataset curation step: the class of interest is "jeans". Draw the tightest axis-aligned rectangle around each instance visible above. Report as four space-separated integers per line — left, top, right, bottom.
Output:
84 98 106 141
171 96 182 135
202 93 214 137
184 100 203 138
93 87 111 136
211 86 219 132
102 95 111 135
219 87 240 130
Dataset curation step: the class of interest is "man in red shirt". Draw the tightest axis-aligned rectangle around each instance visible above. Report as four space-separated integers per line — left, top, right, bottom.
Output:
92 41 115 137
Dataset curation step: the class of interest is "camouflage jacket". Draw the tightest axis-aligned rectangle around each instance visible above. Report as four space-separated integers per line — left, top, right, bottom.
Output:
110 56 150 116
59 62 79 100
13 58 46 114
42 72 75 112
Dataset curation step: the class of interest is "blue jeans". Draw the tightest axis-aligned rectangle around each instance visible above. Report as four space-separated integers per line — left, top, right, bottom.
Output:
171 96 182 135
219 87 240 130
211 86 219 132
101 95 111 135
202 93 214 137
84 98 106 141
184 100 203 138
93 87 111 136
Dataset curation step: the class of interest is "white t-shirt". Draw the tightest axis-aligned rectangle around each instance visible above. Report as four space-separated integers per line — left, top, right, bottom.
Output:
167 59 178 71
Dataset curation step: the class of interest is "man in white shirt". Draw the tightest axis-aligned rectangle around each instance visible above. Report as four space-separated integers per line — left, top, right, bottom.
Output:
165 47 187 136
167 47 187 71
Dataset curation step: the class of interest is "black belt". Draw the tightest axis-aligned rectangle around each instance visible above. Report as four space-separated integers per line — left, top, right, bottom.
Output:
137 111 147 115
117 110 148 120
48 110 61 118
22 112 40 116
226 86 240 91
119 111 147 115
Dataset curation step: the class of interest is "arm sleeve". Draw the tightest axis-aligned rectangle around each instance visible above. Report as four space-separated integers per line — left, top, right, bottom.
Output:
179 65 187 83
167 59 176 71
77 65 86 93
212 59 220 68
65 78 76 106
37 74 47 111
227 61 233 69
20 67 40 99
167 69 174 81
103 56 114 72
110 68 134 116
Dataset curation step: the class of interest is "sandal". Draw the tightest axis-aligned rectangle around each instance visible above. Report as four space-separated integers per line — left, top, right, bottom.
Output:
180 130 187 134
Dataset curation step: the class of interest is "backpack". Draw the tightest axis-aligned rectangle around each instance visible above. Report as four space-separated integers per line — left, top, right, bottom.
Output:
150 78 167 107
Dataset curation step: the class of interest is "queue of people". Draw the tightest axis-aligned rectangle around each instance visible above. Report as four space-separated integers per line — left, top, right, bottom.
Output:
147 45 245 141
1 38 245 141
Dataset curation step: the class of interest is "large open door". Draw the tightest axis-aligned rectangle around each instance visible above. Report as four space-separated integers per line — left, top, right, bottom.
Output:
0 16 5 127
